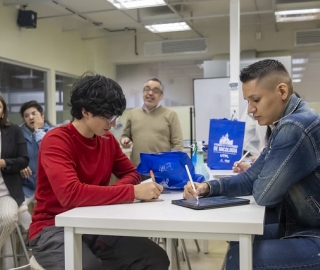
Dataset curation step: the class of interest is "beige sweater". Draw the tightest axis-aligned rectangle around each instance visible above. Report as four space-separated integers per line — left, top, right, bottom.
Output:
121 106 183 166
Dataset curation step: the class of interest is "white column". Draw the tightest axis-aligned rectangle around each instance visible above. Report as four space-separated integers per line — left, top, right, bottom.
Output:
229 0 240 120
46 69 57 125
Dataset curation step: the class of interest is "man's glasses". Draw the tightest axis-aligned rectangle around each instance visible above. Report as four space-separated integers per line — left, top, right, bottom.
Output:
99 115 119 124
143 86 163 95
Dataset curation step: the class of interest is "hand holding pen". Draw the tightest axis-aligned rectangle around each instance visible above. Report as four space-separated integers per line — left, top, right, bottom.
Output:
185 165 198 203
183 180 209 200
232 151 250 173
134 171 163 201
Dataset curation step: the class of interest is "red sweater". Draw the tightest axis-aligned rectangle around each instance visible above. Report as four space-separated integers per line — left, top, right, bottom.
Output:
29 122 140 240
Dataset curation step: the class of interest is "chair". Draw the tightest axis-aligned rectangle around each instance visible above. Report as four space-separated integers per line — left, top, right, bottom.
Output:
153 238 199 270
30 255 46 270
1 204 30 269
220 242 231 270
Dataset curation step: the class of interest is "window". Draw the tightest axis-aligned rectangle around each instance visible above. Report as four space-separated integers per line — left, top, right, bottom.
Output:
55 74 77 124
0 60 47 125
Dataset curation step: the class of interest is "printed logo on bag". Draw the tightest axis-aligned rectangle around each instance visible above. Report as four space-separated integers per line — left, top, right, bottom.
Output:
207 119 245 170
159 163 172 172
213 133 238 164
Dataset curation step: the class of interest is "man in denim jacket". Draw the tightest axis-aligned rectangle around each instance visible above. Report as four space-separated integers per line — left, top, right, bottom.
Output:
184 59 320 270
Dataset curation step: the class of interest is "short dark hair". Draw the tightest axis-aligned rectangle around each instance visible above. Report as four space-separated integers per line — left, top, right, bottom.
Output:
20 100 44 117
240 59 293 93
0 96 10 127
144 78 164 91
69 72 126 120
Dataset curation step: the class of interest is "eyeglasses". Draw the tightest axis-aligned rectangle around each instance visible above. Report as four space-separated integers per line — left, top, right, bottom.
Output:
143 86 163 95
99 115 119 123
107 115 120 123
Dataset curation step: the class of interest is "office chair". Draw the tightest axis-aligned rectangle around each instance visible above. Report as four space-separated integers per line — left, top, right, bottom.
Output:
153 238 199 270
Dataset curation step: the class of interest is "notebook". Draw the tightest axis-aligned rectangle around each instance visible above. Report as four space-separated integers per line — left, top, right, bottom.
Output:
171 196 250 210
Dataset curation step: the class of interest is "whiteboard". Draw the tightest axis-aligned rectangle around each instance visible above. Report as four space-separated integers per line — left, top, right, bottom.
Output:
193 77 230 143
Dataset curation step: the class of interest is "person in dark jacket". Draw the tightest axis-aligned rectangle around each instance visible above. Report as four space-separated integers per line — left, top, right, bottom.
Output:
0 95 29 249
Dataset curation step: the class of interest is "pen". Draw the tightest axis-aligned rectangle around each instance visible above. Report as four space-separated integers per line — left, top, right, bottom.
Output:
236 151 250 166
185 165 199 202
150 170 156 183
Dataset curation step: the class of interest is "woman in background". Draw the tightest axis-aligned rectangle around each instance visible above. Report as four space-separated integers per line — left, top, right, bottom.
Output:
19 100 53 230
0 95 29 253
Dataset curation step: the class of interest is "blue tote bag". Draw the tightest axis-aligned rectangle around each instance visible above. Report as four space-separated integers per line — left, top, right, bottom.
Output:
207 119 245 170
136 151 205 190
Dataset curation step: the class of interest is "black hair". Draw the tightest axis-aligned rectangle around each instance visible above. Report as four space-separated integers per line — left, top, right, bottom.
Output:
20 100 53 126
144 78 164 91
20 100 44 117
240 59 293 93
69 72 126 120
0 96 10 127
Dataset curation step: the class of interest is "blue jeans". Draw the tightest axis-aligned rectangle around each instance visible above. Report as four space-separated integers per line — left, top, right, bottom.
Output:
226 224 320 270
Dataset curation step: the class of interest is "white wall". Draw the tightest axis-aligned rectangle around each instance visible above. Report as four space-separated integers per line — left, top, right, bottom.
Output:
107 20 320 104
0 5 116 124
116 63 195 108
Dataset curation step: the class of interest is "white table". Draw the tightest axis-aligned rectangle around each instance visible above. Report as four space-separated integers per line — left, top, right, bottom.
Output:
55 191 264 270
203 167 237 253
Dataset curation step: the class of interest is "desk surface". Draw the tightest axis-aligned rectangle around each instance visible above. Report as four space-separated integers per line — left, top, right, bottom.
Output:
55 191 264 236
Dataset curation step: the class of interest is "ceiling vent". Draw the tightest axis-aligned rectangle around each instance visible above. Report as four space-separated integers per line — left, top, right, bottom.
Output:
144 38 207 56
295 29 320 46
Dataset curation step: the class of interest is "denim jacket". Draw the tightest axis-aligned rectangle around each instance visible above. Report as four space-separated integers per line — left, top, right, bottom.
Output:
207 94 320 238
20 122 53 197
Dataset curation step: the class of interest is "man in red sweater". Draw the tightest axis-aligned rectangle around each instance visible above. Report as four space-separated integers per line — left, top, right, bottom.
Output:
29 73 169 270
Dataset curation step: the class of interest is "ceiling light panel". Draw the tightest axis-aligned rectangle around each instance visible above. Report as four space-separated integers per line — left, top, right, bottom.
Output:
292 67 305 72
292 58 308 65
292 79 301 83
145 22 191 33
107 0 166 9
275 9 320 22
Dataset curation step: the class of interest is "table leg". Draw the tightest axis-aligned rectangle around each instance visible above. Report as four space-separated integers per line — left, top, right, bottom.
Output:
64 227 82 270
239 234 252 270
203 240 209 254
166 238 173 270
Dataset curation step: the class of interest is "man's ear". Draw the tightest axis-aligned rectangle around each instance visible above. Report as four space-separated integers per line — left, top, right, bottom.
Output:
277 83 289 101
82 108 89 118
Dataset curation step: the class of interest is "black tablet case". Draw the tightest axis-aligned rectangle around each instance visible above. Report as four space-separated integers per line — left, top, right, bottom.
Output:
172 196 250 210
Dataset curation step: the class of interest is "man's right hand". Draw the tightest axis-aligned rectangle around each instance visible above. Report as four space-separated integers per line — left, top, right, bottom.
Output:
232 161 251 173
183 182 209 199
134 182 163 200
121 137 132 148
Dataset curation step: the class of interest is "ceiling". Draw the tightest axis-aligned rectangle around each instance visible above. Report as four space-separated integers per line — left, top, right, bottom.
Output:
2 0 320 41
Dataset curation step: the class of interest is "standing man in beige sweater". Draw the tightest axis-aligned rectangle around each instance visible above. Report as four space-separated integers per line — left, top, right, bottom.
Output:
121 78 183 167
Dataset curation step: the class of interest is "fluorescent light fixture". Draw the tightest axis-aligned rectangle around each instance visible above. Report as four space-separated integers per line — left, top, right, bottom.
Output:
292 67 305 72
145 22 191 33
292 79 301 83
292 74 302 78
107 0 166 9
292 58 308 65
275 9 320 23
